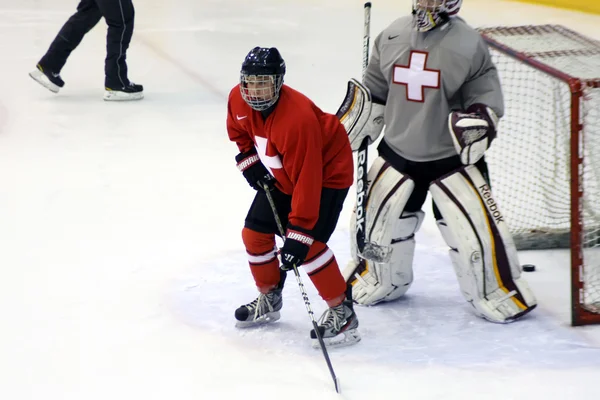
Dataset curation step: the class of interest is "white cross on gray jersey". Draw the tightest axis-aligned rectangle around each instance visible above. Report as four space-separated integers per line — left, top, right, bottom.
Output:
364 16 504 162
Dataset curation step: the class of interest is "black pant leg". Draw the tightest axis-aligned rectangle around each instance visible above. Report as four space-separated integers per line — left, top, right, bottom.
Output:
244 189 291 236
39 0 102 73
94 0 135 87
404 181 430 214
311 188 349 243
476 156 491 186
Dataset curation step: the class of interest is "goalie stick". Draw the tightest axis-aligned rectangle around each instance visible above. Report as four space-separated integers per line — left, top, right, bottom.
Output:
261 183 340 393
356 3 371 260
336 5 392 265
336 3 391 262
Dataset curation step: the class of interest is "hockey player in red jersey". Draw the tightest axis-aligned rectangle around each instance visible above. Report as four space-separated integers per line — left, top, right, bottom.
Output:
227 47 360 348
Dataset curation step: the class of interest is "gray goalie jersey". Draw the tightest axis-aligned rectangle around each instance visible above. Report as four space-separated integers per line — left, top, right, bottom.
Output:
364 16 504 162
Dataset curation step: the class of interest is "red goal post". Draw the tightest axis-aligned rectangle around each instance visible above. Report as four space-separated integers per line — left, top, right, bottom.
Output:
476 25 600 326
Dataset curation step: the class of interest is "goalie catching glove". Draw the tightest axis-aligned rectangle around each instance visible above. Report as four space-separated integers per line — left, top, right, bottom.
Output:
336 79 386 152
449 103 499 165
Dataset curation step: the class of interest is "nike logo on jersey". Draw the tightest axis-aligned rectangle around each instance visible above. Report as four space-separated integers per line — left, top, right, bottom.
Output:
236 115 248 120
388 34 400 40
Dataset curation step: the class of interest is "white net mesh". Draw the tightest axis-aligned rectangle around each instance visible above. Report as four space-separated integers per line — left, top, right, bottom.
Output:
582 86 600 314
477 25 600 319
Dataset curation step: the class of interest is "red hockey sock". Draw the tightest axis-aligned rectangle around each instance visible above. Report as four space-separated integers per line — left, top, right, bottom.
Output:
302 241 346 304
242 227 280 293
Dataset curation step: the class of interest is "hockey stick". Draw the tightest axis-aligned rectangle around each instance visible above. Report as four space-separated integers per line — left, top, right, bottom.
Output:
354 2 394 262
354 3 371 257
335 3 391 263
262 184 340 393
362 3 371 80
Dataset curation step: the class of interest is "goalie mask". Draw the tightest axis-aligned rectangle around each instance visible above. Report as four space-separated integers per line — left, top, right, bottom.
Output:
412 0 462 32
240 47 286 111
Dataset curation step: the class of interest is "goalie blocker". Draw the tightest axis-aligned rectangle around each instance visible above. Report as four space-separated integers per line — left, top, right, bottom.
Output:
430 165 537 323
336 79 385 152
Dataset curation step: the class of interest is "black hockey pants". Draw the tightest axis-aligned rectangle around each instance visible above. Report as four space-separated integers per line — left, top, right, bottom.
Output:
245 187 349 243
39 0 135 88
377 139 491 220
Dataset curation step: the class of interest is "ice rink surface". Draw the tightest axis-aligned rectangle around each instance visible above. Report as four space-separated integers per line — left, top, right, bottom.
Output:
1 1 599 399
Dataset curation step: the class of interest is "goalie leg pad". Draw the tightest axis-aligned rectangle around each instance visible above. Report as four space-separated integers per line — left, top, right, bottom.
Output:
345 211 424 305
364 157 415 247
430 165 537 323
343 157 420 305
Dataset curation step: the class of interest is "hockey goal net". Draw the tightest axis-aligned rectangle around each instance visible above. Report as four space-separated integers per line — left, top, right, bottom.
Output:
477 25 600 326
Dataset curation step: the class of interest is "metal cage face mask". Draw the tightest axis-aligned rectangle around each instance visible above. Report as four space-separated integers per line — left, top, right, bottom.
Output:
412 0 462 32
240 74 283 111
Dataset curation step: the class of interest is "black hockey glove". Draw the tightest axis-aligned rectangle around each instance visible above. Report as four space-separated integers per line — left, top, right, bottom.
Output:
280 225 314 271
235 149 275 191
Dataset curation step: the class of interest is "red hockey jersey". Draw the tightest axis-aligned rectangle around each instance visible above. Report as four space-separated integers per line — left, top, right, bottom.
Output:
227 84 353 232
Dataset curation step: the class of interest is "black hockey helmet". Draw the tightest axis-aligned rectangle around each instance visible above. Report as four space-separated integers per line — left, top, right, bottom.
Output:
241 47 286 76
240 47 286 111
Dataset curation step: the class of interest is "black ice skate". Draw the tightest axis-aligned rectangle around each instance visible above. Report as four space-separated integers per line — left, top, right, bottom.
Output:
104 82 144 101
235 272 286 328
310 299 360 348
29 64 65 93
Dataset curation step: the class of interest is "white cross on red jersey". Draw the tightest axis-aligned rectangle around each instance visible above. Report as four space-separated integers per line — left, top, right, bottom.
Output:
255 136 282 176
393 51 440 102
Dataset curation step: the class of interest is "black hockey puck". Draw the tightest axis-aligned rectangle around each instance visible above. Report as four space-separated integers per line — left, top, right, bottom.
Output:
522 264 536 272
